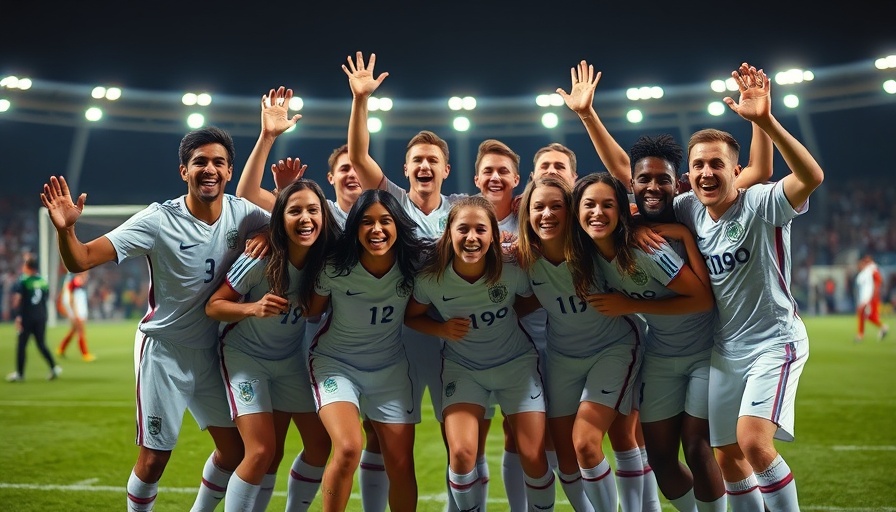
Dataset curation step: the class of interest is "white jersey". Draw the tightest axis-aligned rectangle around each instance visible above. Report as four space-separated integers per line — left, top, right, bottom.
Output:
413 262 535 370
62 273 89 320
384 179 465 239
105 195 270 349
855 264 876 305
310 261 411 371
529 257 635 357
674 182 808 358
220 253 307 360
596 244 715 357
326 198 350 229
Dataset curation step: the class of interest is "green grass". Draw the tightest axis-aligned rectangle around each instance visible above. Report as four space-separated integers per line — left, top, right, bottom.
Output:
0 316 894 511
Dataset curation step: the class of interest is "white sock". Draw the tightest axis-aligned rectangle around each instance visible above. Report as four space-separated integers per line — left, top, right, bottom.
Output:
476 455 490 511
669 487 697 512
581 459 617 512
448 466 482 511
359 450 389 512
614 448 644 512
696 493 728 512
191 452 232 512
501 451 527 511
127 470 158 512
445 465 460 512
223 473 260 512
523 467 556 511
756 455 800 511
285 454 325 512
558 469 594 512
251 473 276 512
725 474 764 512
640 447 662 511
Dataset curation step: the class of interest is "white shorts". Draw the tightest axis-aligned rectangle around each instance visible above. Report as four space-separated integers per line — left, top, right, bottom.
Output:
639 348 711 423
441 352 545 415
221 345 316 418
402 324 445 422
545 341 642 418
310 353 417 424
64 292 89 321
708 340 808 447
134 334 232 451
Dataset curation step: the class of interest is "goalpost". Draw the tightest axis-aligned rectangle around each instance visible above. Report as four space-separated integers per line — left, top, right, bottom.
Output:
38 205 148 327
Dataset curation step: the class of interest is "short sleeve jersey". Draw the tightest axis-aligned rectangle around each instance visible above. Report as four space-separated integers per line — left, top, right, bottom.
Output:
14 273 49 322
220 253 306 360
673 182 808 357
384 179 466 240
529 258 635 357
104 194 271 349
311 262 411 371
412 261 534 370
595 244 714 357
327 199 350 229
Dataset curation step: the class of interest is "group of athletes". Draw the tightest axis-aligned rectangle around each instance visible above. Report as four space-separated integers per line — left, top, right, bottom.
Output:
39 52 823 512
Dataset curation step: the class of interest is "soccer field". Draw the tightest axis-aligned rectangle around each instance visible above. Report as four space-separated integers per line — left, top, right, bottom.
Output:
0 315 894 511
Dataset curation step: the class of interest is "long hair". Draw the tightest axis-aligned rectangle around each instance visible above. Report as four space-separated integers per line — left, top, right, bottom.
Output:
420 196 503 285
179 126 234 167
266 179 342 311
330 189 422 294
515 176 575 271
570 172 637 297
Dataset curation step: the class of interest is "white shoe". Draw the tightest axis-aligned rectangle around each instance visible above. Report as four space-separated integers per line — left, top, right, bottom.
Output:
6 372 22 382
48 366 62 380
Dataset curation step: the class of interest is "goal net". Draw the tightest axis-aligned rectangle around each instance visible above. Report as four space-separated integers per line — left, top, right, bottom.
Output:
38 205 149 327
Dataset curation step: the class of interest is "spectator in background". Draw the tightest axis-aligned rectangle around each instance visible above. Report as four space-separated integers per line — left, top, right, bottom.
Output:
854 254 888 342
6 256 61 382
57 270 96 362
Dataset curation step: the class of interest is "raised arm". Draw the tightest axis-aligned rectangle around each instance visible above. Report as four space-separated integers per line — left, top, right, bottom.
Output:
40 176 116 272
343 51 389 190
557 60 631 186
724 63 824 207
235 86 303 211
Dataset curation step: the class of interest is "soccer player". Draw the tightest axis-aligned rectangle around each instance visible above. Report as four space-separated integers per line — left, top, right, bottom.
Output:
306 189 424 511
6 256 61 382
854 254 888 342
405 196 556 511
673 62 825 511
39 126 271 512
205 179 339 511
57 270 96 361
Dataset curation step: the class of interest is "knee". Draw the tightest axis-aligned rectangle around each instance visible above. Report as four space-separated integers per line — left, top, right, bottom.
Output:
331 439 362 469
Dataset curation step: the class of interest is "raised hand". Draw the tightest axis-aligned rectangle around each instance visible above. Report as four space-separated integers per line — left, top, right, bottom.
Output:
40 176 86 230
342 51 389 99
556 59 602 116
261 86 302 137
271 157 308 190
724 62 771 123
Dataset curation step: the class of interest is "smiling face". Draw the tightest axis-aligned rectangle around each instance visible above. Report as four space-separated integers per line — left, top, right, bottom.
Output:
450 205 493 269
632 156 677 221
405 143 449 198
328 152 362 209
181 142 232 204
474 153 520 207
577 181 620 246
528 184 568 246
357 201 396 260
283 188 323 253
688 140 740 218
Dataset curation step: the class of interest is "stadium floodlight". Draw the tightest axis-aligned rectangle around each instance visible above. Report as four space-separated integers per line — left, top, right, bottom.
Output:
105 87 122 100
461 96 477 110
783 94 800 108
707 101 727 116
541 112 559 129
1 76 32 90
0 99 10 112
182 93 198 106
92 86 122 100
775 68 813 85
91 87 106 99
883 79 896 94
187 113 204 128
625 109 643 123
378 97 393 111
288 96 304 111
449 96 463 110
196 93 212 106
369 96 381 111
368 117 383 133
874 55 896 70
627 86 664 100
453 116 471 132
85 107 103 122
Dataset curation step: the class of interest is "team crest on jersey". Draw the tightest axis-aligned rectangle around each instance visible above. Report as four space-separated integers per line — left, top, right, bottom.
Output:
147 415 162 436
237 380 258 405
445 381 456 397
438 216 448 232
725 221 745 243
628 266 649 286
226 229 240 250
488 283 508 303
396 282 411 298
323 377 338 394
